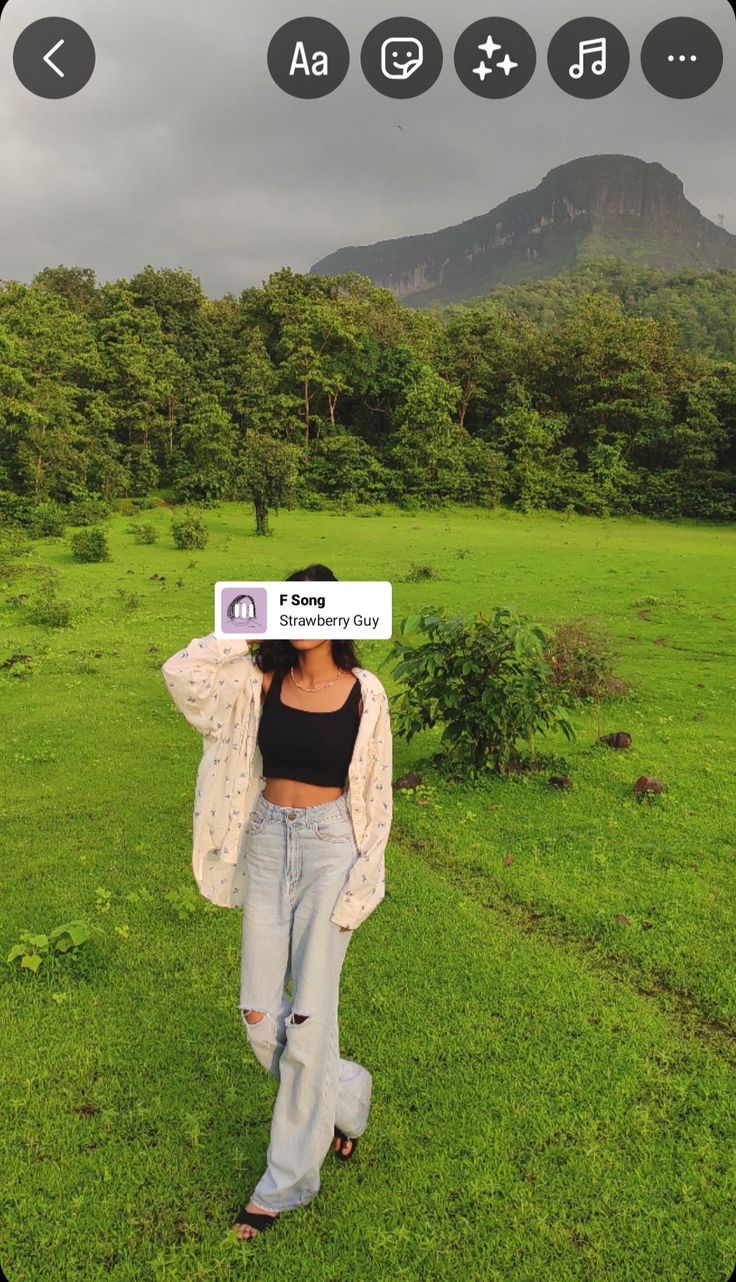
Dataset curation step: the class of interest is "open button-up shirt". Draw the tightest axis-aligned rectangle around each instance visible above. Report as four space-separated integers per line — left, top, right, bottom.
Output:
161 633 392 930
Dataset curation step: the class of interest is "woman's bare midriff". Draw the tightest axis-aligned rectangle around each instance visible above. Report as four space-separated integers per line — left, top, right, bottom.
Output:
262 778 345 808
259 668 360 810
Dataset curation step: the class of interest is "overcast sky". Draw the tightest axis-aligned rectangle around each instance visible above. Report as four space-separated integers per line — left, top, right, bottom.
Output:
0 0 734 296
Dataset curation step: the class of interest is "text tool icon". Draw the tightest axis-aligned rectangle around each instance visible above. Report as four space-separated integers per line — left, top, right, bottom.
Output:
267 18 350 99
455 18 536 98
381 37 424 81
548 19 629 98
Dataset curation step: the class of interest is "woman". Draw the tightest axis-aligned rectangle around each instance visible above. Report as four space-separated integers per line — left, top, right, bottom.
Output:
161 564 393 1242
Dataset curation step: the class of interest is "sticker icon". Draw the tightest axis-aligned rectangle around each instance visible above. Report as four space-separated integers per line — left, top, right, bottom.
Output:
362 19 442 98
381 37 424 81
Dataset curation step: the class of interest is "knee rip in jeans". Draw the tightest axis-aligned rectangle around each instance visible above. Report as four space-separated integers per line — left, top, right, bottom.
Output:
243 1008 267 1026
242 1008 309 1027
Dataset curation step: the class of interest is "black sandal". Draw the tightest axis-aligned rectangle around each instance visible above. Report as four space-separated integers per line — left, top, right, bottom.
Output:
231 1206 280 1237
333 1126 360 1161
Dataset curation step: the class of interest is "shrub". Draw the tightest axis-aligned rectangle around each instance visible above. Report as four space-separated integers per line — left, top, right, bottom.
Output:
110 498 138 516
0 645 48 680
27 597 73 628
0 526 32 562
546 615 630 738
116 589 142 612
65 496 111 526
128 522 158 544
25 502 67 538
171 509 209 550
0 491 34 527
403 563 440 583
385 605 575 777
546 616 630 700
70 527 110 562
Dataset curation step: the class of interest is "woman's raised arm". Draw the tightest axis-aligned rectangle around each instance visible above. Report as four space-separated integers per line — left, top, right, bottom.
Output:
161 633 256 739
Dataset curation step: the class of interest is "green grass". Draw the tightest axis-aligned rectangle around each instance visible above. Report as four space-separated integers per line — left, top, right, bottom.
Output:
1 504 735 1282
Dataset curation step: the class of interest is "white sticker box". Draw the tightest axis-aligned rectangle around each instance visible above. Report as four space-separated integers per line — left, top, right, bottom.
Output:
214 581 393 641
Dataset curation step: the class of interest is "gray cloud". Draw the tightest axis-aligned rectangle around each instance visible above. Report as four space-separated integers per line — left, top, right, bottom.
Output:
0 0 734 295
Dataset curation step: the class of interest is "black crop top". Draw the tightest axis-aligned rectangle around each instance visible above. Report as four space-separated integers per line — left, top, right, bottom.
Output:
257 671 362 788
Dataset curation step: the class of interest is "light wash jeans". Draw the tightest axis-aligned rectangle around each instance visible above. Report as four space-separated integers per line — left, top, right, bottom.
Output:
238 792 373 1213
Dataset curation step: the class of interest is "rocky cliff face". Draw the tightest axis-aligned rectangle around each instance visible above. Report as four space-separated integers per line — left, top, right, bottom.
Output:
310 155 736 306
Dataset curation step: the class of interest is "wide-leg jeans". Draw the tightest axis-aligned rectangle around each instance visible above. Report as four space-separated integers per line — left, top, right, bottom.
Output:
238 792 373 1212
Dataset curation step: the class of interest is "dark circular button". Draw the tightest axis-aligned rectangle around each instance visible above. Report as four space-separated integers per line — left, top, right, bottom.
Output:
548 18 629 99
641 18 723 99
455 18 536 99
13 17 95 99
267 18 349 100
361 18 443 99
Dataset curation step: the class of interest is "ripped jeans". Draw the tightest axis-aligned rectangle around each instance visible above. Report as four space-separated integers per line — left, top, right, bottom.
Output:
238 792 373 1213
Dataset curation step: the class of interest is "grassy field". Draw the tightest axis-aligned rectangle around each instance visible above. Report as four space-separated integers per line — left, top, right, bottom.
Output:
1 503 735 1282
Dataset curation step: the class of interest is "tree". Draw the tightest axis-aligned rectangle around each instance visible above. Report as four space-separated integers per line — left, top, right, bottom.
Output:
96 283 184 488
32 265 98 313
0 282 103 500
438 306 527 429
234 430 301 535
386 606 575 776
171 393 238 502
492 383 571 511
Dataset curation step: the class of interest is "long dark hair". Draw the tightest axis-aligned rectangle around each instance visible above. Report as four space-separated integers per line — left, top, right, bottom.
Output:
252 564 361 674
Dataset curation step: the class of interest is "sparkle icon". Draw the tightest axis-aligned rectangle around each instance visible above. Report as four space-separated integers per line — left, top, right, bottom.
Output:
455 17 537 98
478 34 502 60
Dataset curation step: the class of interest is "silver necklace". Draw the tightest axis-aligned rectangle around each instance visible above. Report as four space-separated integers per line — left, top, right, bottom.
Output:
289 666 343 693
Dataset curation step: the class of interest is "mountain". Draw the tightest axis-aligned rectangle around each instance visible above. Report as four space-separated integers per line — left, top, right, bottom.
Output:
309 155 736 307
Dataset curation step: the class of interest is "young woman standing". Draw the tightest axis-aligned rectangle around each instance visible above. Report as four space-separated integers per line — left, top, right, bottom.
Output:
161 565 393 1241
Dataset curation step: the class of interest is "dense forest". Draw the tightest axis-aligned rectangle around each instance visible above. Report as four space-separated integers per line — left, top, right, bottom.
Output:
460 260 736 359
0 259 735 526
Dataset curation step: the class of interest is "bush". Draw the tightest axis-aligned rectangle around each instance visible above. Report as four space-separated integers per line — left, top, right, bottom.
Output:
128 522 158 544
116 589 142 612
0 526 32 562
0 491 34 527
0 645 48 680
65 496 111 526
171 509 209 550
305 436 390 504
28 597 73 628
403 563 440 582
25 502 67 539
546 615 630 738
546 616 630 700
386 605 575 777
70 527 110 563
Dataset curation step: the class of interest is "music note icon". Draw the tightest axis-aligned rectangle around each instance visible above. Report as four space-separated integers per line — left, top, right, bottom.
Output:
569 37 607 78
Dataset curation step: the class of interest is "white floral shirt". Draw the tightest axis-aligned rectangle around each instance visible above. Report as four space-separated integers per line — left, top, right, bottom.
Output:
161 633 393 930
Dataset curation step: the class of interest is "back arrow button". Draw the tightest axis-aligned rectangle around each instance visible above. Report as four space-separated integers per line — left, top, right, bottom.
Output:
14 17 95 98
43 39 66 79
